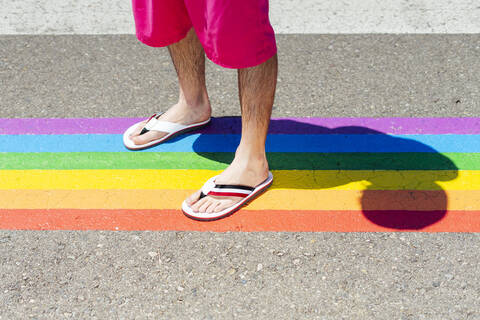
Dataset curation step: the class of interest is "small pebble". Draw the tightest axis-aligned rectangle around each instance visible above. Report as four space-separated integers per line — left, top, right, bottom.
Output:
177 286 184 292
148 252 158 258
256 264 263 271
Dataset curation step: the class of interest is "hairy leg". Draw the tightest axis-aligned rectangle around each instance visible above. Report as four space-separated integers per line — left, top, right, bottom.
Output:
237 53 277 159
187 54 278 214
130 28 211 145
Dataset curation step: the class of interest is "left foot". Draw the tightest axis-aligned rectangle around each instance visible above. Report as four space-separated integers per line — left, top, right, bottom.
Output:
185 151 269 214
129 99 211 146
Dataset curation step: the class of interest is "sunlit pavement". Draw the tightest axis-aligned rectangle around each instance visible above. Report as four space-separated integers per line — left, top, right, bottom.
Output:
1 4 480 318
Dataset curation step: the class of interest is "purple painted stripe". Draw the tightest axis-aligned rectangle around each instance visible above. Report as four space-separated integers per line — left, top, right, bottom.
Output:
1 117 479 135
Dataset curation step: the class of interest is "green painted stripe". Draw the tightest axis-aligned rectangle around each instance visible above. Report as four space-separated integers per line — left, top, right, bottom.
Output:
0 152 477 170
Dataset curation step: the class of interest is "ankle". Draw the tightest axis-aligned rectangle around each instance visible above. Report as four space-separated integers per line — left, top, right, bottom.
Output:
233 147 268 169
178 90 210 110
236 143 266 159
172 97 211 122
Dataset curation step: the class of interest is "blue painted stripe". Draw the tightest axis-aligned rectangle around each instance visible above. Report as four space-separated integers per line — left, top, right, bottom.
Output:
0 134 479 153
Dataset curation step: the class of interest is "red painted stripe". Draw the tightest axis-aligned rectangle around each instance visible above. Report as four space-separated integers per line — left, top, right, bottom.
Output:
0 209 479 232
207 191 249 198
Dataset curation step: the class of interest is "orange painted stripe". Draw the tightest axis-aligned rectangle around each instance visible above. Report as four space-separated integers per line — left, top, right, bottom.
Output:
0 209 479 232
1 189 480 210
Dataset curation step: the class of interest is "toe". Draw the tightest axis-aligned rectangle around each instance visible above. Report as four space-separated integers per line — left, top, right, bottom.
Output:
186 191 201 206
213 201 224 213
131 131 166 145
131 131 152 145
129 121 148 137
214 197 242 213
198 198 213 213
212 201 223 213
214 200 230 213
191 197 208 213
205 199 219 213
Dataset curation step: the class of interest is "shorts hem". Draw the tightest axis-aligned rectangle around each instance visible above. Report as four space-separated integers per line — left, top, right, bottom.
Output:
135 27 191 48
205 46 278 69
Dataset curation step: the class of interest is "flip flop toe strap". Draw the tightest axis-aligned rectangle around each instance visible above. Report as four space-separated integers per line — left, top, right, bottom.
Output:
140 113 188 135
139 113 160 135
199 178 255 199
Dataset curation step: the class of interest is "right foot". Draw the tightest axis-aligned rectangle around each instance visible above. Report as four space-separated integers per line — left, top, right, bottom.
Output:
185 148 270 214
129 100 211 145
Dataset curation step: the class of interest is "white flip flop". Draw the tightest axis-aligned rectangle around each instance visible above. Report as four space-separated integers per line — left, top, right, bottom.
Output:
123 114 211 150
182 171 274 221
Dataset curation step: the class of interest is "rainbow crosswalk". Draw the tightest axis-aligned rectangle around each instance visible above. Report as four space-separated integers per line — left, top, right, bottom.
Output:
1 117 479 232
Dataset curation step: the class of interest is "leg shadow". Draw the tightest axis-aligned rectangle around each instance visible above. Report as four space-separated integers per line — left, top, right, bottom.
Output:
192 117 459 230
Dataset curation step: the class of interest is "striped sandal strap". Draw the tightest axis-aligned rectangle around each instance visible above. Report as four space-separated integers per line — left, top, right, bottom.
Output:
199 177 255 199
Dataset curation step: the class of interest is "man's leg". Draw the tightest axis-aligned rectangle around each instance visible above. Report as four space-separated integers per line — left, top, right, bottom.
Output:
187 54 278 213
129 28 211 144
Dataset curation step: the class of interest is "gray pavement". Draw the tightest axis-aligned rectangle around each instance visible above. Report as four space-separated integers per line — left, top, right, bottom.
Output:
1 34 480 319
1 34 479 118
1 231 479 319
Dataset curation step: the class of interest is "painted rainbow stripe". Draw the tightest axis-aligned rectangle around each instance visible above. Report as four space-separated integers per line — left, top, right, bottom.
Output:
0 117 479 232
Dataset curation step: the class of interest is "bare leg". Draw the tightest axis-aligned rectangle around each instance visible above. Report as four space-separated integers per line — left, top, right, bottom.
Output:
130 28 211 145
187 54 278 213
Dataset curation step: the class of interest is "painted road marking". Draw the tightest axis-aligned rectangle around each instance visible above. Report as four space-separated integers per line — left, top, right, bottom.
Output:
0 189 479 211
0 117 478 231
0 169 476 190
2 117 480 135
0 209 479 232
1 134 479 153
0 152 478 170
2 0 479 34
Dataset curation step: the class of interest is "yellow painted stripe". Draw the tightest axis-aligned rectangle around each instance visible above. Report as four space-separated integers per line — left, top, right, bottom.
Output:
1 189 479 210
0 169 476 190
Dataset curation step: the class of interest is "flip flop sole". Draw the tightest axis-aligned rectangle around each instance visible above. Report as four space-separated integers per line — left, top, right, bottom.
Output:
182 173 274 221
123 118 211 151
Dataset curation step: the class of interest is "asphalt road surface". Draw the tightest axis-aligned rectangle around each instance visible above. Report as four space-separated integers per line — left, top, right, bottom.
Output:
1 34 479 319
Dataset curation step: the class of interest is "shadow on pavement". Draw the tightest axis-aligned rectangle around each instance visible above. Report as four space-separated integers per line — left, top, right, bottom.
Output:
192 117 459 230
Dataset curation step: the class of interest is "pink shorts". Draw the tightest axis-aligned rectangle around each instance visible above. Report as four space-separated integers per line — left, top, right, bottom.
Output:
131 0 277 69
